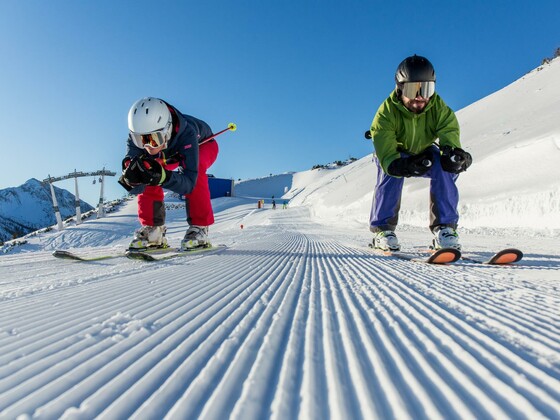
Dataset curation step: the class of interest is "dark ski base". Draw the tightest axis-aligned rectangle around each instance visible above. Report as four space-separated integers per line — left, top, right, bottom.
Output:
53 245 226 262
52 250 121 262
369 244 461 264
125 244 226 262
52 246 175 262
462 248 523 265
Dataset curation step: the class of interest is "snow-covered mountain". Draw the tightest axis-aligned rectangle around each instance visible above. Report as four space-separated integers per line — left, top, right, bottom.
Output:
0 178 94 243
0 59 559 419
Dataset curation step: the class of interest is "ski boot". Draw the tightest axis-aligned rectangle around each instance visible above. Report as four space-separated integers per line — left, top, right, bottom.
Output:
432 226 461 250
129 225 168 250
181 225 209 251
373 230 400 251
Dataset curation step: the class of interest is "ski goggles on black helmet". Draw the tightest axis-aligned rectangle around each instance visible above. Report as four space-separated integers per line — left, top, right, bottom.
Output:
130 119 173 150
399 81 435 99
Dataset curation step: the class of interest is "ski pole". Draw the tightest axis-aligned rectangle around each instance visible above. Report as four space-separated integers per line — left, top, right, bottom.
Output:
200 122 237 145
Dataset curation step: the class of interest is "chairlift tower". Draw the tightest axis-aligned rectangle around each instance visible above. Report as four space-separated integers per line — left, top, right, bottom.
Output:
42 168 116 230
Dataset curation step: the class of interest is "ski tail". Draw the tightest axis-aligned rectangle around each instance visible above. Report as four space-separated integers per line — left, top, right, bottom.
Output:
52 250 118 261
52 250 86 261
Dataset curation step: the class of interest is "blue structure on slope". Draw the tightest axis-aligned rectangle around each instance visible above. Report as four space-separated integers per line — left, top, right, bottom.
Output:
208 176 234 198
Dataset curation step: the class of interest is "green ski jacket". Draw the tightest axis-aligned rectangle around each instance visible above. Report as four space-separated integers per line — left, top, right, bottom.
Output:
370 91 461 174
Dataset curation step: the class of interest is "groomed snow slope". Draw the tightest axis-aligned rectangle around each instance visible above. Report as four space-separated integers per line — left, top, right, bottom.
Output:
1 198 559 419
1 58 559 419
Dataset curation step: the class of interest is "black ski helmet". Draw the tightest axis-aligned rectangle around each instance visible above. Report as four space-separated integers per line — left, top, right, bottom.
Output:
395 55 436 83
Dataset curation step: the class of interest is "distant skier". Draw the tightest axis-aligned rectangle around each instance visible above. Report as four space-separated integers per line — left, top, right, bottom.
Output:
368 55 472 251
272 199 276 210
119 97 219 250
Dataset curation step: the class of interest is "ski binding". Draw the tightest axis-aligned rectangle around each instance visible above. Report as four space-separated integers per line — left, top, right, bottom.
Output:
125 244 226 261
369 244 461 264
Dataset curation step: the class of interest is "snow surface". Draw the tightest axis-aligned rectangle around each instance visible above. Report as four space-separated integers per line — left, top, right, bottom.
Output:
1 59 559 419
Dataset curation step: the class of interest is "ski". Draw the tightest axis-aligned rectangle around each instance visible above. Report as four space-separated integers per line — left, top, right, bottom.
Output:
369 244 461 264
52 249 122 261
125 244 227 262
53 246 181 262
461 248 523 265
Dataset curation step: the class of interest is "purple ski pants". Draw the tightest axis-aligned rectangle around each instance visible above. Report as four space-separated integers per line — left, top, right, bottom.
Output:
369 146 460 233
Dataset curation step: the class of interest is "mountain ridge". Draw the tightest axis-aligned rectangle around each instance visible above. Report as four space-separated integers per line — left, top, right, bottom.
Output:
0 178 94 242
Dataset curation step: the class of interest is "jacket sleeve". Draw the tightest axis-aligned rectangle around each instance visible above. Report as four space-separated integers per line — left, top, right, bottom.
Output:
160 115 213 195
161 140 199 195
371 101 402 174
435 98 461 149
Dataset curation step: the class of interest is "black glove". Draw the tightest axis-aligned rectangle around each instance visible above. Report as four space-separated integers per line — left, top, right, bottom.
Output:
118 158 134 191
440 146 472 173
121 156 169 187
387 150 433 177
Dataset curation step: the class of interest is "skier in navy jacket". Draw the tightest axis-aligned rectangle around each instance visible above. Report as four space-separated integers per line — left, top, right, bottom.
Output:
119 97 219 250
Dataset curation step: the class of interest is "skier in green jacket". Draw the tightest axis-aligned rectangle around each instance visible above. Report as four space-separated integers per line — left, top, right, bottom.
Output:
368 55 472 251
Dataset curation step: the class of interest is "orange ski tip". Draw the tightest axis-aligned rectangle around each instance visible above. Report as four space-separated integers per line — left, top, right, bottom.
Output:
431 253 458 264
492 253 520 264
488 248 523 264
428 248 461 264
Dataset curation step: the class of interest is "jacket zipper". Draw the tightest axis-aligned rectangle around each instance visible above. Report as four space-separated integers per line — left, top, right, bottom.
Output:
411 116 418 151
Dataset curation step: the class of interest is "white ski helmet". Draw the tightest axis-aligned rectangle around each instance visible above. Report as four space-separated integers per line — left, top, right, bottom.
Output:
128 97 171 134
128 97 173 149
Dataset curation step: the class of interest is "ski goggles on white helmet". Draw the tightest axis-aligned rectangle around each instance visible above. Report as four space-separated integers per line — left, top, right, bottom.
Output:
400 81 435 99
130 119 173 150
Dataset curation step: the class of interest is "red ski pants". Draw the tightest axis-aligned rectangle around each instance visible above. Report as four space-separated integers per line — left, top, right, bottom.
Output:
137 140 219 227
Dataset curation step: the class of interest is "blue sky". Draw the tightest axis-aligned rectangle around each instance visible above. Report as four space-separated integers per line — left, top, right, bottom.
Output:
1 0 558 205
